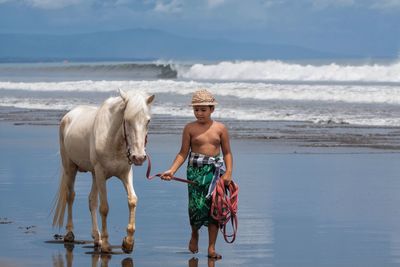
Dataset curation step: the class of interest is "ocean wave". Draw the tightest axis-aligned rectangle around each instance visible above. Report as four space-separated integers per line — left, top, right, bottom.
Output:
61 63 178 78
1 80 399 105
178 60 400 83
0 62 177 79
3 60 400 83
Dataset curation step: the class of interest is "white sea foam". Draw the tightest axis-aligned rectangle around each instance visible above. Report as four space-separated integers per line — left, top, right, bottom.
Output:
178 60 400 83
150 105 400 126
2 96 399 126
0 97 76 110
0 80 197 94
0 80 399 105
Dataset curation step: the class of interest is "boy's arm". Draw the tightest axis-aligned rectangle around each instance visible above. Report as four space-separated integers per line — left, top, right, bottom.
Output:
220 125 233 184
161 124 191 180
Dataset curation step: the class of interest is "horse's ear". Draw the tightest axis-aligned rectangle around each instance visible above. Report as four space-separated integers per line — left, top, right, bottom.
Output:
147 94 155 105
119 88 128 102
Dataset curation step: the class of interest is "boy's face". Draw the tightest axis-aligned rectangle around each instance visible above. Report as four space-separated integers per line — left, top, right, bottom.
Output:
193 105 214 122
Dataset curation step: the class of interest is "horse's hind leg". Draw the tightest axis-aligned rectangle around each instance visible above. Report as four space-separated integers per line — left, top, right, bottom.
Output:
89 173 101 248
120 169 137 254
64 167 77 242
53 163 77 242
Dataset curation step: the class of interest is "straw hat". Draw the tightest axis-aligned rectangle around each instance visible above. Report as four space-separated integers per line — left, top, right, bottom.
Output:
190 89 218 106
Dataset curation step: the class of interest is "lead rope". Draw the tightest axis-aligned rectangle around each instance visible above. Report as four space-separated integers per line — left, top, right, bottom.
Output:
123 120 133 165
145 154 197 185
211 178 239 243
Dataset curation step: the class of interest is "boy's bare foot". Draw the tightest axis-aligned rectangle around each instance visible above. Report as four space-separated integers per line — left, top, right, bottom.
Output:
188 232 199 253
207 252 222 260
208 246 221 260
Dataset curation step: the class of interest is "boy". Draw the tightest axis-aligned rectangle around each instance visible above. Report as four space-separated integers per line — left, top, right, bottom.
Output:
160 89 233 260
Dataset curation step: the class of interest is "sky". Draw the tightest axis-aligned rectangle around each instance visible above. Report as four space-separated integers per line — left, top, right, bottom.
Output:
0 0 399 57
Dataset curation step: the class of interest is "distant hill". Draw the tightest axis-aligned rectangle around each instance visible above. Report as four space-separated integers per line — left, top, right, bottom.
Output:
0 28 344 61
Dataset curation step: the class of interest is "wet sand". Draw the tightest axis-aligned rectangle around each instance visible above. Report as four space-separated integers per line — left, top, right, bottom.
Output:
1 106 400 150
1 121 400 266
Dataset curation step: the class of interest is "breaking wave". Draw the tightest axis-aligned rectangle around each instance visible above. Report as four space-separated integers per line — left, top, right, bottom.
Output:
178 60 400 83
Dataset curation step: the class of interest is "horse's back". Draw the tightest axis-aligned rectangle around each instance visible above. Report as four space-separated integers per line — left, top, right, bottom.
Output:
60 106 98 172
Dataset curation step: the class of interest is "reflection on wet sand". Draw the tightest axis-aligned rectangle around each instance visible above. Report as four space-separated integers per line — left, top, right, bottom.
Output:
52 243 74 267
52 243 133 267
188 256 218 267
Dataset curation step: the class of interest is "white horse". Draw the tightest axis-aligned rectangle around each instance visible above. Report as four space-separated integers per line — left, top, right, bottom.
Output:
52 89 155 253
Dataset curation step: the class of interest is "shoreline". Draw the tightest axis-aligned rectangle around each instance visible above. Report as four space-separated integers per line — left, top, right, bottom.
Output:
1 106 400 151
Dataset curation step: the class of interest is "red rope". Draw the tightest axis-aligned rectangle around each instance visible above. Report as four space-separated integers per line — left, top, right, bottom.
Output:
211 178 239 243
145 154 197 185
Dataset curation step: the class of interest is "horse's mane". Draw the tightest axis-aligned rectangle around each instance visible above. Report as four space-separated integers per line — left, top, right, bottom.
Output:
102 90 150 118
123 90 151 117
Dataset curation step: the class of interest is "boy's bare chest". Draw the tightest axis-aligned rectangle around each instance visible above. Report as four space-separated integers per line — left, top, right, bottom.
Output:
191 131 220 147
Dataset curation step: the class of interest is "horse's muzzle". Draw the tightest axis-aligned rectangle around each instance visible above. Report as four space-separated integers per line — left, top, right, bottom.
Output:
131 154 147 166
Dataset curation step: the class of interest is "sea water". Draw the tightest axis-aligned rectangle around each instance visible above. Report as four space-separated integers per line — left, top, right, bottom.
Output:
0 59 399 127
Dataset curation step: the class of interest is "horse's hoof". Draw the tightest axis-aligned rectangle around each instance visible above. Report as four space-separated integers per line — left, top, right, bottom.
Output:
101 245 112 254
122 237 134 254
94 240 101 249
64 231 75 243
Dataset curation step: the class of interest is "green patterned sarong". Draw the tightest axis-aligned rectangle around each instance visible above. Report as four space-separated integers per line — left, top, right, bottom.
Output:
187 164 217 229
187 152 225 229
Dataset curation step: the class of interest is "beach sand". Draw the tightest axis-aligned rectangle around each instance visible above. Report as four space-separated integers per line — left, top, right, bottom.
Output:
1 121 400 267
2 106 400 150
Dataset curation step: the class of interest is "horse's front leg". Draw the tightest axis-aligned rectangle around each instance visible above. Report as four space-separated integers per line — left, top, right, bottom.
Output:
120 169 137 253
95 167 112 253
89 172 101 248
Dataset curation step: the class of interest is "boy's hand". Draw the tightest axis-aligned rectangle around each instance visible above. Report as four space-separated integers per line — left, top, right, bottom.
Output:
160 170 174 181
221 173 232 186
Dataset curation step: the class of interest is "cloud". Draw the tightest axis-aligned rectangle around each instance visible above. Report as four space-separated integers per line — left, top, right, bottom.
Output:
262 0 286 8
0 0 138 9
207 0 225 8
370 0 400 10
25 0 83 9
311 0 355 9
0 0 85 9
310 0 400 10
154 0 182 13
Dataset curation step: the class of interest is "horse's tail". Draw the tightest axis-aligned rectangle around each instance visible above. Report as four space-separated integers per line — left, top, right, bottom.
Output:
52 117 70 228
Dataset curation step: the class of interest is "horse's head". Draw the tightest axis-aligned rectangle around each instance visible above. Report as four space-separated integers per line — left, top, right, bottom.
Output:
119 89 155 166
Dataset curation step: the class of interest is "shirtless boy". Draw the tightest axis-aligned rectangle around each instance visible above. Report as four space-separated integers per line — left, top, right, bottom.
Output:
160 89 233 259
